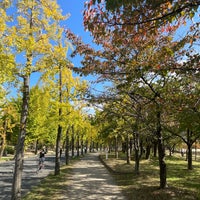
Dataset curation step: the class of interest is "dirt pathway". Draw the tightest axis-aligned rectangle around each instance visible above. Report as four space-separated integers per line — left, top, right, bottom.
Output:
60 153 126 200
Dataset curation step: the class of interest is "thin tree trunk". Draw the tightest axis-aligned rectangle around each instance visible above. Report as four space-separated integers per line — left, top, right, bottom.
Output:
55 65 63 175
92 141 95 152
126 135 130 164
187 144 193 170
81 136 84 156
134 109 141 174
134 131 140 174
156 109 167 189
77 135 80 157
55 125 62 175
115 136 118 159
0 120 7 158
71 126 75 157
187 129 193 170
145 145 151 160
11 75 30 200
65 127 70 165
139 140 143 159
153 140 157 157
85 140 88 153
34 139 39 155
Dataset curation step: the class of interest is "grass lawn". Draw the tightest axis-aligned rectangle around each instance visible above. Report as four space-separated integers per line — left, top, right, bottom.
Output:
101 152 200 200
22 153 200 200
0 155 14 162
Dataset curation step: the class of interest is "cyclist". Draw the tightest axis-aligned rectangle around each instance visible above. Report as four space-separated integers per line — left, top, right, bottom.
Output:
37 148 46 172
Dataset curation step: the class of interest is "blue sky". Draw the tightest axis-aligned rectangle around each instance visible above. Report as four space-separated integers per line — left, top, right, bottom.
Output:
58 1 90 43
56 1 109 96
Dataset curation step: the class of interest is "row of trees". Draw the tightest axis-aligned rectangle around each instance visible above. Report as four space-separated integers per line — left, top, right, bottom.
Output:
66 0 200 190
0 0 199 198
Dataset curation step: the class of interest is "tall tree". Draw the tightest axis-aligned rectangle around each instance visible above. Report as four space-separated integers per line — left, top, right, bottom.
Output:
4 1 68 199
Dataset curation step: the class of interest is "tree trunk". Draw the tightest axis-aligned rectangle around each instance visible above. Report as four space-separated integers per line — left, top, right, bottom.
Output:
81 136 84 156
55 125 62 175
65 128 70 165
55 67 63 175
71 126 75 157
187 129 193 170
85 140 88 153
115 136 118 159
11 76 29 200
158 137 166 189
34 139 39 155
0 119 7 158
187 144 193 170
77 135 80 157
134 131 140 174
145 145 151 160
92 141 95 152
156 109 167 189
126 135 130 164
153 140 158 157
139 140 143 159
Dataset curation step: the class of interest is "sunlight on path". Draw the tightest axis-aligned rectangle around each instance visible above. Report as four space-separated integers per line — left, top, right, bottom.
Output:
62 153 126 200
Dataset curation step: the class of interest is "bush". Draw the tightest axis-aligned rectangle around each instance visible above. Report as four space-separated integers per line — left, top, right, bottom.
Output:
4 145 15 155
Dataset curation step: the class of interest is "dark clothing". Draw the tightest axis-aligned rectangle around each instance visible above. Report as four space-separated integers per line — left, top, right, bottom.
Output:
39 151 45 158
38 150 46 165
37 150 46 172
60 149 62 158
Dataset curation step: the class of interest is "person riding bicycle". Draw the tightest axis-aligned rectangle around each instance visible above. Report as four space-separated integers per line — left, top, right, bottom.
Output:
37 148 46 172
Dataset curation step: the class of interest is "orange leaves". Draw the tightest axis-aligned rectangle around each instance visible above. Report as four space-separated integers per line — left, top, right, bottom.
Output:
156 65 161 70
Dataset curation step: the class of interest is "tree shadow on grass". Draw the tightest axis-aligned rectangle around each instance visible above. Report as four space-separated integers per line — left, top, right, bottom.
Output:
22 165 73 200
114 174 199 200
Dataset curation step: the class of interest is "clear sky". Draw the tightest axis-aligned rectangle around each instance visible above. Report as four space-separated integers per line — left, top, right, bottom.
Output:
56 1 109 96
57 0 93 64
58 1 91 42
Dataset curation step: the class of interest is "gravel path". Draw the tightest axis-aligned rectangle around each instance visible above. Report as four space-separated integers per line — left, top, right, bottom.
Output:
60 153 126 200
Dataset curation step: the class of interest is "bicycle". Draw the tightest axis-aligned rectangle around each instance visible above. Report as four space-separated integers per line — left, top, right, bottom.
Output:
36 157 45 173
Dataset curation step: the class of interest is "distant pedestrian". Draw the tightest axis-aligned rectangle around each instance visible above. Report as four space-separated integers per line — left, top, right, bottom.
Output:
37 148 46 173
60 148 62 158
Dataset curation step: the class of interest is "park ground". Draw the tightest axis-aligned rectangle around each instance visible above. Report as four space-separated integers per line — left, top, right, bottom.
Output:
20 151 200 200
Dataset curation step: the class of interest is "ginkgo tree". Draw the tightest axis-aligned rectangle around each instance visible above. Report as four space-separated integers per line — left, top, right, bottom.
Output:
0 94 19 158
0 1 15 85
38 39 88 174
1 0 71 199
27 86 56 153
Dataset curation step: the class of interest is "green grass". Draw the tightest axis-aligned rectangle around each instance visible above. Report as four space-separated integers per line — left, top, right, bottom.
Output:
0 156 13 162
103 153 200 200
23 168 70 200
